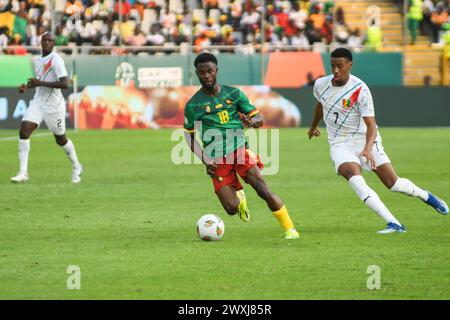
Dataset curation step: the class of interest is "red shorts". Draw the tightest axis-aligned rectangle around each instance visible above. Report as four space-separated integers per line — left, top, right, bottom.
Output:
211 147 264 192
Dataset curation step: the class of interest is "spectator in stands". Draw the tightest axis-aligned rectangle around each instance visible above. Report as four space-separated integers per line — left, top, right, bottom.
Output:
194 30 211 52
230 0 243 31
119 14 135 42
160 7 176 40
421 0 435 38
76 18 97 45
15 1 29 36
65 0 84 17
291 29 310 50
147 24 166 46
0 26 9 51
29 25 47 47
84 0 110 20
323 0 335 16
0 0 357 53
205 17 221 43
170 15 189 45
431 4 449 43
9 33 28 55
320 15 333 44
303 17 321 44
273 2 290 32
289 1 308 30
408 0 423 45
219 14 233 38
100 21 119 46
114 0 131 18
192 16 205 39
240 4 260 44
309 3 326 31
365 19 382 51
220 28 237 48
29 0 46 11
204 0 219 17
126 24 147 46
347 28 363 51
55 24 69 46
334 6 349 44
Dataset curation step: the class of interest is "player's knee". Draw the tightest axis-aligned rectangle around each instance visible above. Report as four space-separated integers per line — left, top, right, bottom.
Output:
54 135 67 146
341 169 359 180
19 129 30 139
19 125 32 139
224 201 239 215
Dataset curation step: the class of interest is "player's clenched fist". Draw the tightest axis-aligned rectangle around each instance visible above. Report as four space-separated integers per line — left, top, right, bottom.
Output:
18 84 27 93
27 77 41 88
308 127 321 139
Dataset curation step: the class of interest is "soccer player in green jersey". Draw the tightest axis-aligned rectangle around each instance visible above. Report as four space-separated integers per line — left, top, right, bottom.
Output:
184 52 299 239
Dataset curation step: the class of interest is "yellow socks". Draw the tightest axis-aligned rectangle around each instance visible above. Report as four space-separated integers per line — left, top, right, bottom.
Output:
272 205 294 231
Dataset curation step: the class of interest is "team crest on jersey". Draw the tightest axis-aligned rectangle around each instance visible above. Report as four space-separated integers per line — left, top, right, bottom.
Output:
226 99 233 105
342 86 362 110
342 98 351 109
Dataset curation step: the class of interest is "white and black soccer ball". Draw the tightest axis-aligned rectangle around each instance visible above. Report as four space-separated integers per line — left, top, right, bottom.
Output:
196 214 225 241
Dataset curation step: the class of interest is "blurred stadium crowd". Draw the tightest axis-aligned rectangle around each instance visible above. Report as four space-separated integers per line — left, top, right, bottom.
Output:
0 0 449 55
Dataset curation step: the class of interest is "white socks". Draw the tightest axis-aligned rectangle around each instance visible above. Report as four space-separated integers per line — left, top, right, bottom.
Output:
62 139 81 170
18 138 30 174
390 177 428 201
349 175 401 225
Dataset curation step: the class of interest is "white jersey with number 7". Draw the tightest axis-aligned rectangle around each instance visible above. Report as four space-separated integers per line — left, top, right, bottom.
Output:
313 74 381 145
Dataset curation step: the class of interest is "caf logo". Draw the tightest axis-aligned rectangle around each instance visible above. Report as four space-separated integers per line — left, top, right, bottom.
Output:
115 62 135 87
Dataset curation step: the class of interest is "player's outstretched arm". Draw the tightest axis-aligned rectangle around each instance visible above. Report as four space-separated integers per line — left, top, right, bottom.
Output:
27 76 68 90
308 102 323 139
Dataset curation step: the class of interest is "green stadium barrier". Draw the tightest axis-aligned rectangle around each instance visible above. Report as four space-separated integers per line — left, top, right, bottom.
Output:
275 87 450 127
0 52 402 87
0 56 34 86
71 54 268 87
321 52 403 86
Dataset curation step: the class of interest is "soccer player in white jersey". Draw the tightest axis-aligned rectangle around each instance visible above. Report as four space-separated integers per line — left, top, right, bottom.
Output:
10 33 83 183
308 48 448 233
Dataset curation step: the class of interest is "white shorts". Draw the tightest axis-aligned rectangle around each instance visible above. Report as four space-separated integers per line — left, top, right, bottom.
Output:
330 139 391 174
22 100 66 135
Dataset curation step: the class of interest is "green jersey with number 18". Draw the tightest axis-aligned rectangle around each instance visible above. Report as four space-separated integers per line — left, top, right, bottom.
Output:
184 85 259 158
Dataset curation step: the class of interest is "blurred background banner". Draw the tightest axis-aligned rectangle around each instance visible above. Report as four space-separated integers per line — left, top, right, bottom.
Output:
66 85 301 129
0 87 75 129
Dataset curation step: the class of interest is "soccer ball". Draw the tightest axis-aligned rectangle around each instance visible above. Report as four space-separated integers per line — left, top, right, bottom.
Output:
196 214 225 241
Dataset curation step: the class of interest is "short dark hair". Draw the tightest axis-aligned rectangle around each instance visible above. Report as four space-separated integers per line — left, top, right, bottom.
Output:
331 48 353 61
194 52 218 67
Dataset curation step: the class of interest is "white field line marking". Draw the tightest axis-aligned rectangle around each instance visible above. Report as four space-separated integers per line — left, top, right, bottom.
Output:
0 132 51 141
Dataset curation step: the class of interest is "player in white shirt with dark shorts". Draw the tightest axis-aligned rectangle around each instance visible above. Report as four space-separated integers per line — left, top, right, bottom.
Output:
10 33 82 183
308 48 448 233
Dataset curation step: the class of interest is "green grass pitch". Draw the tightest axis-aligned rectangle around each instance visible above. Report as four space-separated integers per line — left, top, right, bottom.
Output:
0 128 449 299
